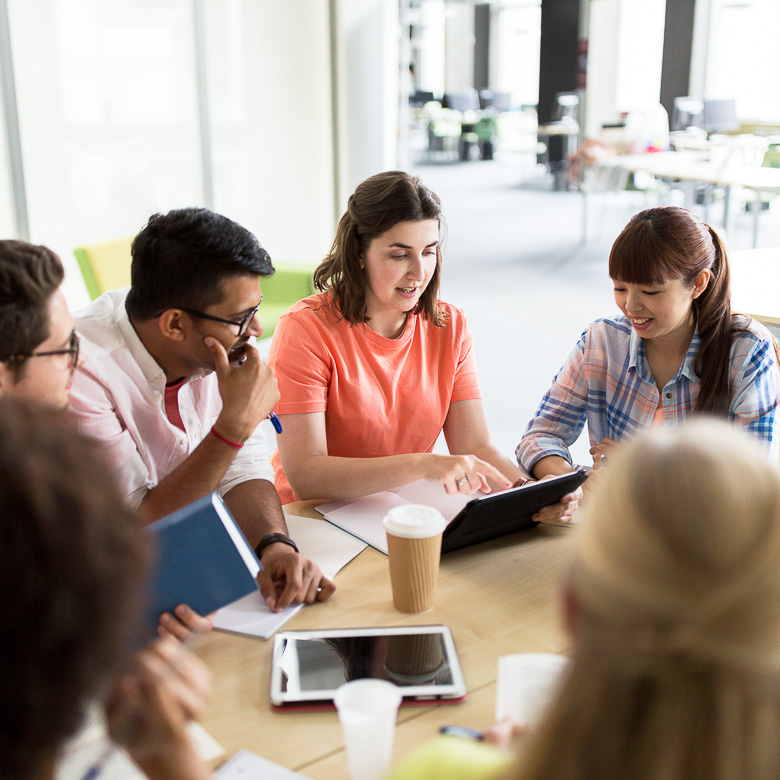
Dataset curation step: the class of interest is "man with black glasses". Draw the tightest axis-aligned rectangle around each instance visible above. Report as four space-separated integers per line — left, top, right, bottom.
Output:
0 241 84 408
70 208 335 624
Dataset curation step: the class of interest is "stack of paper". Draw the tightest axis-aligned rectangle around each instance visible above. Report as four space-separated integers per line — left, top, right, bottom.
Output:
211 513 367 639
316 480 479 554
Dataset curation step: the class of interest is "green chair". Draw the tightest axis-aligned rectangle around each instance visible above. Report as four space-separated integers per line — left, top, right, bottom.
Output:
259 261 316 339
73 237 133 300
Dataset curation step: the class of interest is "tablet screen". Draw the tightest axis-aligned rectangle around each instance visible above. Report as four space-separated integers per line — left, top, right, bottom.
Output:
270 625 466 707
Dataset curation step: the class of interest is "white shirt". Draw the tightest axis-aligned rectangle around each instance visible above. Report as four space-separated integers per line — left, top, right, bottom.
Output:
69 288 274 509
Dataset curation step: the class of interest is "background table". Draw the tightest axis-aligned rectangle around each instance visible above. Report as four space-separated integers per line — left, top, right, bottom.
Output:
196 501 573 778
614 152 780 246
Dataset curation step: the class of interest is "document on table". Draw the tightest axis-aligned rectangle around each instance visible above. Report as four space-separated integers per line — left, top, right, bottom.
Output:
216 748 311 779
57 705 224 780
316 480 483 554
212 513 367 639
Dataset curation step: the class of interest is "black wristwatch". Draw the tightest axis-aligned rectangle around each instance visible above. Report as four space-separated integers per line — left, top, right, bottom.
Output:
254 533 299 559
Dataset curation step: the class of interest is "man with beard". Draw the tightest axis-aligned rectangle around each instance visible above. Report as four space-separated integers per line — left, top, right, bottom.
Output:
70 208 334 621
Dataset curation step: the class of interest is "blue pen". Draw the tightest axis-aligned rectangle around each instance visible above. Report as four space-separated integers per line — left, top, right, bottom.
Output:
235 354 282 434
268 411 283 434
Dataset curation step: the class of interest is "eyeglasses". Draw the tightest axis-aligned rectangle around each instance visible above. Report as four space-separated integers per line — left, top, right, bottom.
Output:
1 330 80 371
161 298 263 338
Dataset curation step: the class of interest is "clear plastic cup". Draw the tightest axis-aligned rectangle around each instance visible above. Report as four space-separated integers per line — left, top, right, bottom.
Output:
334 679 403 780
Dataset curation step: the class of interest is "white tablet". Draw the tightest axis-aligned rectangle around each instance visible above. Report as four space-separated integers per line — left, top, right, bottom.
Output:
269 625 467 710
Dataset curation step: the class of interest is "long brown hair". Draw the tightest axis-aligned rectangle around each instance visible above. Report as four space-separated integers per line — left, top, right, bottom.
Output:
0 399 149 780
608 207 732 415
314 171 446 325
511 421 780 780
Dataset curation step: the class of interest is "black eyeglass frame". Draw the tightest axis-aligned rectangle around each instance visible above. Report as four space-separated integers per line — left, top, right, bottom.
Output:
0 330 80 369
156 297 263 338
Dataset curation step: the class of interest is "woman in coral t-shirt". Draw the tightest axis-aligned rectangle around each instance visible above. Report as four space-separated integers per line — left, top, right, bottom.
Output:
268 171 580 522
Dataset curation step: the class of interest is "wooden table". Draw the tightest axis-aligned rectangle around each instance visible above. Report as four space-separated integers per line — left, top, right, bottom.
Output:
196 502 573 778
615 152 780 247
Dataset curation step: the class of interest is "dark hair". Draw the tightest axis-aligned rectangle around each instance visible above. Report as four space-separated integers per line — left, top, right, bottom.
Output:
125 207 275 321
608 207 733 415
0 241 64 376
0 399 149 780
313 171 446 325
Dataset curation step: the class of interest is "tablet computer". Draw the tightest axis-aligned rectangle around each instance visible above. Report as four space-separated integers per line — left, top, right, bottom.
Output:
441 470 588 555
269 625 466 711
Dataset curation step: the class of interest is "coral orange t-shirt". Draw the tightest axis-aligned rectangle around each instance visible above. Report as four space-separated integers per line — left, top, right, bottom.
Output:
267 292 482 503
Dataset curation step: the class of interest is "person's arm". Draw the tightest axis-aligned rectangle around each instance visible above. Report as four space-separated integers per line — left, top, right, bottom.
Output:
516 334 592 476
277 410 512 501
442 398 523 489
107 639 212 780
731 329 780 459
138 338 279 522
530 454 577 479
157 605 214 643
222 477 335 611
442 400 582 523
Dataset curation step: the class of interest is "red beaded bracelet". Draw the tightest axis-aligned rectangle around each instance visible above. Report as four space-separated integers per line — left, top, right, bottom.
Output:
210 425 243 450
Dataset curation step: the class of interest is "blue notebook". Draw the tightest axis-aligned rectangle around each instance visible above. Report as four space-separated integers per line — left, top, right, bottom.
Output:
145 493 262 630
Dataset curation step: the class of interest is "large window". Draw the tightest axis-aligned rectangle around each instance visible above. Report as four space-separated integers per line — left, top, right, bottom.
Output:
0 76 15 238
7 0 202 305
704 0 780 121
2 0 335 307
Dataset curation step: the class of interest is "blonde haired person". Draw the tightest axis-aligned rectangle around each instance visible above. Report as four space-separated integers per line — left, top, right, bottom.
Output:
388 419 780 780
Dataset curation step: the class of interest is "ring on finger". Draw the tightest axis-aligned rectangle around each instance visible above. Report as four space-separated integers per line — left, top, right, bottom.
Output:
455 475 469 488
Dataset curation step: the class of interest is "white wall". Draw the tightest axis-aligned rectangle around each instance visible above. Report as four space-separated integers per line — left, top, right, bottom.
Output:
703 0 780 121
444 3 474 93
205 0 335 264
584 0 665 138
335 0 400 205
416 0 446 96
490 2 541 107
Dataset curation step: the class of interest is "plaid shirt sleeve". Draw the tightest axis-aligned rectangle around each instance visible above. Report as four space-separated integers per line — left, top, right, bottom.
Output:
516 329 591 473
730 328 780 459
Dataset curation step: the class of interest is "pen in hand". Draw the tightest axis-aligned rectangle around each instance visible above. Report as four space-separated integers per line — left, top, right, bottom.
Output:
234 355 282 434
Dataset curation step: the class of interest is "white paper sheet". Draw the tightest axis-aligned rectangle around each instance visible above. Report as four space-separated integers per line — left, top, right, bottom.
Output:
57 710 223 780
216 748 310 779
317 480 482 554
212 513 367 639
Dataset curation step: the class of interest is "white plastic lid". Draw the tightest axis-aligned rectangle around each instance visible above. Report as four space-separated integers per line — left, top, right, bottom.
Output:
382 504 446 539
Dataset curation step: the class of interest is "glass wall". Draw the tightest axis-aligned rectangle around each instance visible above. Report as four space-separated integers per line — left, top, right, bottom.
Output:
7 0 202 305
2 0 335 307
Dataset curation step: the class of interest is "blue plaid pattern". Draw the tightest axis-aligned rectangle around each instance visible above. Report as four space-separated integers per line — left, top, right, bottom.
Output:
517 315 780 472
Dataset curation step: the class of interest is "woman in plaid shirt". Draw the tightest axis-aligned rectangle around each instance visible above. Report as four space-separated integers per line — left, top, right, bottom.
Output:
517 207 780 492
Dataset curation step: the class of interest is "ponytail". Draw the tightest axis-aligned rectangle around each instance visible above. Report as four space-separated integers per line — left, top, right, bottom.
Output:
693 226 733 416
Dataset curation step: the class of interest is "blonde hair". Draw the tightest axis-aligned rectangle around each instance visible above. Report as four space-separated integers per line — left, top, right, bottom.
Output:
511 420 780 780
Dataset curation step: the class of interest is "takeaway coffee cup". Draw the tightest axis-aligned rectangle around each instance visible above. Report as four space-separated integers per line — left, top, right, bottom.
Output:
334 679 402 780
383 505 447 613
